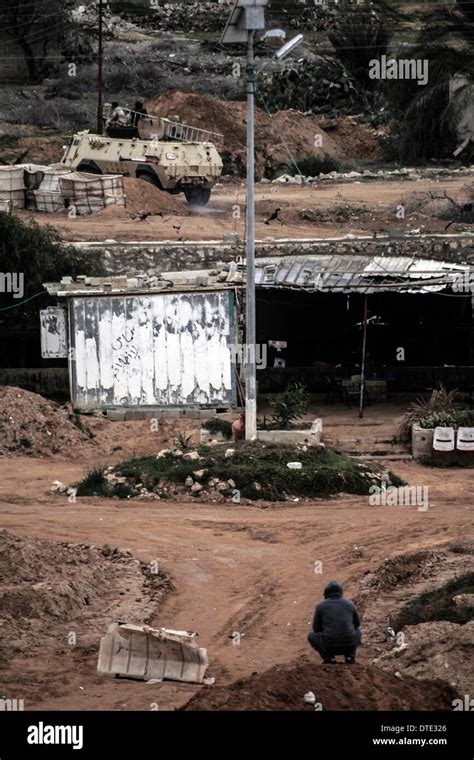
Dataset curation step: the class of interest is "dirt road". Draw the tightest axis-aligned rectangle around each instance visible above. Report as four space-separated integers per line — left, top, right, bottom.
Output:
18 175 473 242
0 424 472 710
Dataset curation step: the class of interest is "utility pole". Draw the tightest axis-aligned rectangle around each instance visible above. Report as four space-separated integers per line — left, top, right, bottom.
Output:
245 29 257 440
97 0 104 134
220 2 301 441
359 295 368 418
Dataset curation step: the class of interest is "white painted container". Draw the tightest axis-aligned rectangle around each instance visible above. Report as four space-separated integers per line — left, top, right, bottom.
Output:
67 290 236 410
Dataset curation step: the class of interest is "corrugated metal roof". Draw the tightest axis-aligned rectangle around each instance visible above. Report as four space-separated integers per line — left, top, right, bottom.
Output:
45 255 470 297
255 255 469 293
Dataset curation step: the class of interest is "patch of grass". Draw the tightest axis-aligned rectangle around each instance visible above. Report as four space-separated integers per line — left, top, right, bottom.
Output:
394 573 474 630
112 442 397 502
0 133 20 149
75 467 109 497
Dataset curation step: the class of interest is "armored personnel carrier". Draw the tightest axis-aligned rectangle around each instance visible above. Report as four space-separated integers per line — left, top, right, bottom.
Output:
61 105 223 206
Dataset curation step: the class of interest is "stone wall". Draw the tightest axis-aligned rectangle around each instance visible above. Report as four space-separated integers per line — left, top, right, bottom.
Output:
88 234 474 276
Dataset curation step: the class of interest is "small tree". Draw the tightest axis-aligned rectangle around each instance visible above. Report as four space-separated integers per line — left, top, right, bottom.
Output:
0 212 105 326
270 383 310 429
0 0 71 82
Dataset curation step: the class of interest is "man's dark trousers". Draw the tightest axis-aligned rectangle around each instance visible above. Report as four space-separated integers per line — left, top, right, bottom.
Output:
307 629 361 660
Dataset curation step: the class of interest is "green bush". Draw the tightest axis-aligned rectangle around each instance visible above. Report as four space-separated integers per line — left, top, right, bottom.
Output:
270 383 310 429
202 418 233 438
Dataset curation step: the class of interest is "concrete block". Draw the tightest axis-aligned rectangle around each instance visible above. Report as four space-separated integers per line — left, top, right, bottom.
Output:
198 409 217 419
256 418 323 446
125 410 146 421
107 409 125 421
161 408 183 418
143 409 163 419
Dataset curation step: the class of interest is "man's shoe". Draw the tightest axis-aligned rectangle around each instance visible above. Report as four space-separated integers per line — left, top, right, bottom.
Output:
345 656 355 664
323 658 337 664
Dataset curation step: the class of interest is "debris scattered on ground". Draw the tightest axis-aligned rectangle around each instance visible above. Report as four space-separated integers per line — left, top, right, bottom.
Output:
182 656 459 711
373 621 474 695
0 386 95 457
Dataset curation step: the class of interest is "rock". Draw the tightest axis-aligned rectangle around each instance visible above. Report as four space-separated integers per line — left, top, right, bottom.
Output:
452 594 474 608
304 691 316 704
287 462 302 469
50 480 68 494
185 476 194 488
253 482 262 491
216 481 229 491
191 482 203 493
156 449 172 459
227 479 236 488
193 469 207 480
224 448 235 458
183 451 200 462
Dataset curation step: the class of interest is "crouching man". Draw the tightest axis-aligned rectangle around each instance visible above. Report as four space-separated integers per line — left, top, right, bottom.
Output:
308 580 361 664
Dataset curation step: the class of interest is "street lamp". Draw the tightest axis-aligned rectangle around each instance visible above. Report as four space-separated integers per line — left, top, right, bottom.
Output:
221 1 303 440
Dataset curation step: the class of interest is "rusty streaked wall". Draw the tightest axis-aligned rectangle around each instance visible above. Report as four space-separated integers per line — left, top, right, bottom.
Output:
69 290 236 410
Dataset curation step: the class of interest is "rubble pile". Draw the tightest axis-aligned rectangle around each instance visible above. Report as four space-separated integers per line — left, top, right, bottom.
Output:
0 387 95 457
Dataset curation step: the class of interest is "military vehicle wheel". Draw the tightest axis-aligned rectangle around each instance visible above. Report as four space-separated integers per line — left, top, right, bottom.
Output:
136 172 161 188
184 187 211 207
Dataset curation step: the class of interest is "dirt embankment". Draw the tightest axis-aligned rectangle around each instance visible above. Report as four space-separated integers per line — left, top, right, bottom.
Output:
183 656 459 711
0 530 172 705
146 90 382 177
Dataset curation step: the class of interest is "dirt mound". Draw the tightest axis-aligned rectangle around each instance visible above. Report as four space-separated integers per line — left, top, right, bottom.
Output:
373 621 474 695
94 177 188 219
183 656 458 711
319 116 384 160
146 91 340 178
0 386 95 457
0 530 172 702
359 550 445 594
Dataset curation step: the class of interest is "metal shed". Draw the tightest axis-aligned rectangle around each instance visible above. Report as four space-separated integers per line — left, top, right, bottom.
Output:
42 274 238 411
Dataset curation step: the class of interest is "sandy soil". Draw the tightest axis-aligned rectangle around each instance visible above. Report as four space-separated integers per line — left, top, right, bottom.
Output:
17 176 473 243
0 405 472 711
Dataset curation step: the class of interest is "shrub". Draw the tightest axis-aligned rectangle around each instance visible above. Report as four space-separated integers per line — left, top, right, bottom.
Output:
202 418 233 438
270 383 310 429
76 467 108 497
397 386 460 443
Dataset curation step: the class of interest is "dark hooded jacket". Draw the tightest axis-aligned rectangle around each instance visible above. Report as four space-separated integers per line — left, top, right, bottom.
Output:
312 581 360 644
